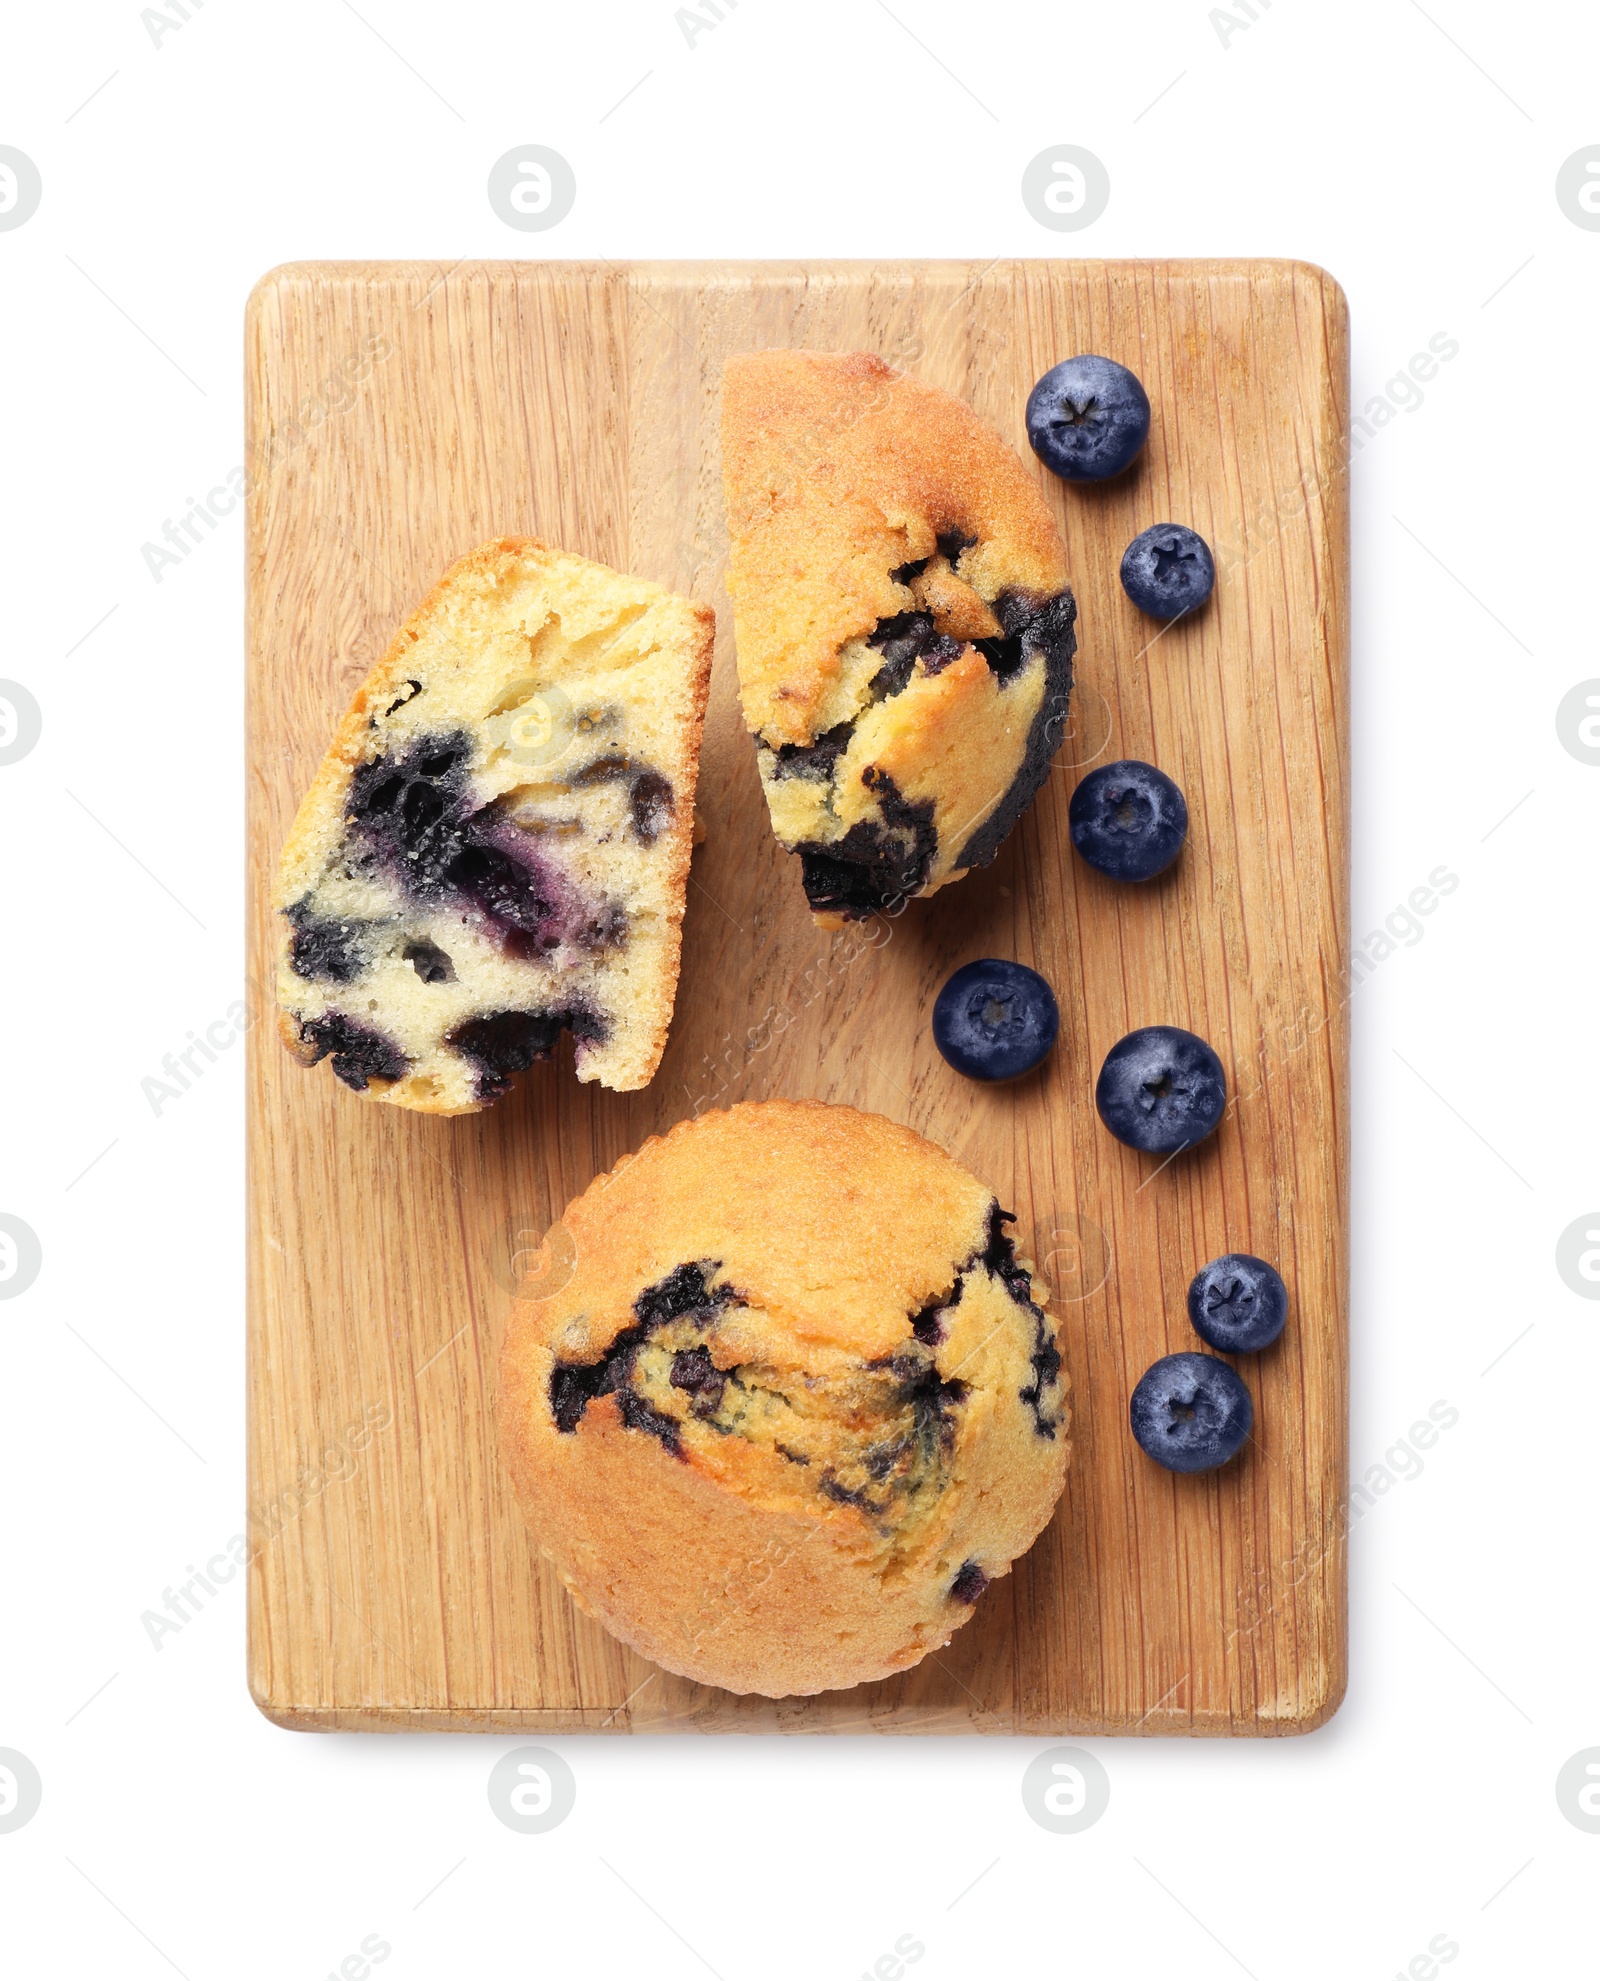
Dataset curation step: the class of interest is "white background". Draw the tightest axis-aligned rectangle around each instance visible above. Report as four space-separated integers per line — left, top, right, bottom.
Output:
2 1 1596 1975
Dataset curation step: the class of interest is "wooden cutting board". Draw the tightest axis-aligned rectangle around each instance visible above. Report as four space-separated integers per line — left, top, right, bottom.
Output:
245 259 1349 1735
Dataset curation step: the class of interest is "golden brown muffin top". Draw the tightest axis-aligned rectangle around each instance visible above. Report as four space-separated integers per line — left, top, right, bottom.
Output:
720 350 1068 748
521 1099 997 1366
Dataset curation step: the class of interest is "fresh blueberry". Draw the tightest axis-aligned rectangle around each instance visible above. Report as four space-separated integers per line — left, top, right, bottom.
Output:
1026 354 1151 482
1120 524 1215 619
1130 1352 1253 1473
1187 1254 1288 1354
933 959 1059 1082
1096 1025 1226 1153
1069 761 1187 882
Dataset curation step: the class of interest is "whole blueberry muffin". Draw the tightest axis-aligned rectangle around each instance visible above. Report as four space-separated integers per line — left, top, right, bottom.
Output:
720 351 1077 924
273 537 714 1111
497 1100 1070 1697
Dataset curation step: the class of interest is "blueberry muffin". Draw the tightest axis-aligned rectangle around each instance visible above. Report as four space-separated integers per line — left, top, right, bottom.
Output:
497 1100 1069 1697
720 351 1077 925
274 538 714 1111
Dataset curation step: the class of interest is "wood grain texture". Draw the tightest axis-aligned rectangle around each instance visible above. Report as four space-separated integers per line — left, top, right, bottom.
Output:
245 260 1349 1735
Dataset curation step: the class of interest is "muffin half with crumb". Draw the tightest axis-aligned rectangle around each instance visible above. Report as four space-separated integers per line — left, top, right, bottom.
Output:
497 1099 1069 1697
273 537 714 1112
720 350 1077 925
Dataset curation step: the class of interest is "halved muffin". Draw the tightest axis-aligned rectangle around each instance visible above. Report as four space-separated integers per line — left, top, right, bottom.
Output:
273 537 714 1112
720 351 1077 924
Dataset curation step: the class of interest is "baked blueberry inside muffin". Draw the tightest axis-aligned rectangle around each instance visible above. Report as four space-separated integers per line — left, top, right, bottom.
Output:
497 1100 1070 1697
720 351 1077 924
273 537 714 1111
